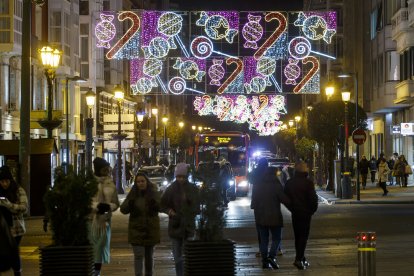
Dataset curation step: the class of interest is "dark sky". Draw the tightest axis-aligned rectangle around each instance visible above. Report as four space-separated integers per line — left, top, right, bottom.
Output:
176 0 303 11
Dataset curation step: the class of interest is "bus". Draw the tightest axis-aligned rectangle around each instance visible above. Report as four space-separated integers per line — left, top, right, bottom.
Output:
195 131 250 196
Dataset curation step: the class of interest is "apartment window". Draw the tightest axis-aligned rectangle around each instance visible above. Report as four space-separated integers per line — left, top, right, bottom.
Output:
370 3 383 39
103 0 110 11
50 12 61 43
79 0 89 15
0 1 9 14
80 23 88 35
385 51 400 81
378 54 384 85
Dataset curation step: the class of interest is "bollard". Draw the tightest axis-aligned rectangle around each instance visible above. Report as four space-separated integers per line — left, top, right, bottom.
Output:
357 232 376 276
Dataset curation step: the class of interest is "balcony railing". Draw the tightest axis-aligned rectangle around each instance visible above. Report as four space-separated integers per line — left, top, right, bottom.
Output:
392 8 409 39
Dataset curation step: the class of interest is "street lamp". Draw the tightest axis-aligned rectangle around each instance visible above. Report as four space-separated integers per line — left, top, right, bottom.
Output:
179 121 184 128
114 85 125 194
294 115 301 140
65 76 86 170
151 107 158 165
162 115 169 162
288 120 294 128
341 90 352 199
85 89 95 172
39 46 62 138
338 72 360 200
136 112 144 167
198 126 203 132
325 80 335 100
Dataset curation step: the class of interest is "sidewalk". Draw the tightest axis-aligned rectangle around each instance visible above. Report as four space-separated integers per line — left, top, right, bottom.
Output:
317 183 414 204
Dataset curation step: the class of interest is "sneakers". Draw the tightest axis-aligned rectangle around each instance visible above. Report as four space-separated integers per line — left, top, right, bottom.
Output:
293 260 306 270
267 257 280 269
302 257 310 267
262 260 272 269
277 248 284 256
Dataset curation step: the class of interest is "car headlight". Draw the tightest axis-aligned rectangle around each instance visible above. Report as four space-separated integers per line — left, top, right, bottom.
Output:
162 180 168 186
195 181 203 187
238 180 248 187
229 180 235 185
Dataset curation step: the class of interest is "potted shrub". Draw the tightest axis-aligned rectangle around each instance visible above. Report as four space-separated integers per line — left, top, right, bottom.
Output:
39 166 97 276
184 162 236 276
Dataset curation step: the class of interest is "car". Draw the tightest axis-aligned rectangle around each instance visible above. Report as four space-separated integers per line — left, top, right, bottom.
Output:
267 157 290 169
137 165 167 191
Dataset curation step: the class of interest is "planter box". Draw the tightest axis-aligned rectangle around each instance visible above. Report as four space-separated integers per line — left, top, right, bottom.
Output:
184 239 235 276
39 245 94 276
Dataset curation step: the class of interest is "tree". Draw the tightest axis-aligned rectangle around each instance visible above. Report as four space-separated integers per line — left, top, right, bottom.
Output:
307 101 367 190
295 137 316 161
271 128 296 160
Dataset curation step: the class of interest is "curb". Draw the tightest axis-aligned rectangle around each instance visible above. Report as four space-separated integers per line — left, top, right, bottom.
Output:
317 193 414 205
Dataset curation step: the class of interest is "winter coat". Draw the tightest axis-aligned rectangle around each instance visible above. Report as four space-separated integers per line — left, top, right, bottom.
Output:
378 162 390 183
120 184 160 246
393 159 407 177
0 209 19 272
284 171 318 216
369 159 377 171
251 167 290 228
160 180 200 239
359 159 369 174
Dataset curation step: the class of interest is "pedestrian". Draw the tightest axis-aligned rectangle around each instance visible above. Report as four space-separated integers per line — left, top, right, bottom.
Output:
91 157 120 276
358 155 369 189
160 163 200 276
378 158 390 196
387 155 396 186
250 158 290 270
394 155 408 187
0 165 28 276
218 159 232 207
0 205 19 273
284 161 318 270
369 156 377 184
120 172 160 276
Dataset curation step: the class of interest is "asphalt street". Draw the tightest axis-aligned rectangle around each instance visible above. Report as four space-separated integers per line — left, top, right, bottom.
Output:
2 185 414 275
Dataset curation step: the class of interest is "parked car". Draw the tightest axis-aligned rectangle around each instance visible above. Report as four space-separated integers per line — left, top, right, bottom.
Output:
137 165 167 190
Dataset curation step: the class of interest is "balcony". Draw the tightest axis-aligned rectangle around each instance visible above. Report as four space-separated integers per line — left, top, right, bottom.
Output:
408 0 414 26
394 79 414 104
392 8 414 52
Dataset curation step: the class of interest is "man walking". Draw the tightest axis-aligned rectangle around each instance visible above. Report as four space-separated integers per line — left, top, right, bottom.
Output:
359 155 369 189
284 161 318 270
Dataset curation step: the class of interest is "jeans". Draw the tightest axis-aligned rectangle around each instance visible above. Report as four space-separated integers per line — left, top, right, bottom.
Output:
370 171 376 183
257 225 282 262
361 173 367 187
132 245 154 276
171 238 185 276
292 214 312 262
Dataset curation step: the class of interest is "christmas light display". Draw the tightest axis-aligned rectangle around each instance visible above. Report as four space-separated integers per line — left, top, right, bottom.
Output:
97 10 338 96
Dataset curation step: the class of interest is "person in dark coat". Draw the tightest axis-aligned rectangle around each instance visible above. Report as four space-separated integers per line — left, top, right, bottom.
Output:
358 155 370 189
284 161 318 270
120 172 160 276
250 158 290 270
160 163 200 276
368 156 377 183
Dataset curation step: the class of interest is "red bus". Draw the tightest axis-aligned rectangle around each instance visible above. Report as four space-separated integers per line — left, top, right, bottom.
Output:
195 131 250 196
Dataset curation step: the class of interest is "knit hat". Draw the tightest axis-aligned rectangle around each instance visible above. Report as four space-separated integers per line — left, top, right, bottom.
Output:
174 163 188 177
0 166 13 181
93 157 110 175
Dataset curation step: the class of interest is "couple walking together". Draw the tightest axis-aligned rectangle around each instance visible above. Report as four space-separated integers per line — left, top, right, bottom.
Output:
250 158 318 270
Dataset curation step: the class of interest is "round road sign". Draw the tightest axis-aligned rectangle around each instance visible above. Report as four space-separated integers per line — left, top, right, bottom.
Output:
352 128 366 145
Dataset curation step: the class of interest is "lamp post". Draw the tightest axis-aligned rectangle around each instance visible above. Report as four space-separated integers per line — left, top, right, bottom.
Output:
65 76 86 171
341 90 352 199
162 115 168 162
85 89 96 172
136 112 144 167
114 85 125 194
39 46 62 138
294 115 301 140
151 107 158 165
339 72 360 200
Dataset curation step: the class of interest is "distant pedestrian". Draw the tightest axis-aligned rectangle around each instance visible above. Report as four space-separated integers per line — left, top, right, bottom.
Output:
394 155 408 187
91 157 120 276
120 172 160 276
369 156 377 184
0 165 28 276
160 163 200 276
387 155 396 186
358 155 369 189
250 158 290 270
378 159 390 196
284 161 318 270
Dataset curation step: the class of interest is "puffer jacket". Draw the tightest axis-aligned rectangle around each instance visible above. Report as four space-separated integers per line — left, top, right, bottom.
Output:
120 184 160 246
284 171 318 216
251 167 290 228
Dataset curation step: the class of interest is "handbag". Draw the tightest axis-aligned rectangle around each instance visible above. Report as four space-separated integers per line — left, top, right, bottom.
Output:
405 164 413 175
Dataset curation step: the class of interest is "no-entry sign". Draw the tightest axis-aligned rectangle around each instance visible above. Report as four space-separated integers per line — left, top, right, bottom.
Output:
352 128 366 145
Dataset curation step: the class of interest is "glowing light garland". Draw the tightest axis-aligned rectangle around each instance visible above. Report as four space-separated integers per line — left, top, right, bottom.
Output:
196 11 239 43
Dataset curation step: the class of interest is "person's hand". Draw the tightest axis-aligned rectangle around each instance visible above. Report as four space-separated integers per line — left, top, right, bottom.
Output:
97 203 110 214
0 198 12 209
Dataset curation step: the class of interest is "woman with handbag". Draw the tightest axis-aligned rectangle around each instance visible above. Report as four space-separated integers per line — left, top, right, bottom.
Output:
378 159 390 196
394 155 408 187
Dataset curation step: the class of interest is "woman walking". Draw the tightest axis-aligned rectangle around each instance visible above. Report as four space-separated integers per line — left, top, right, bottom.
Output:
120 172 160 276
0 166 28 276
378 159 390 196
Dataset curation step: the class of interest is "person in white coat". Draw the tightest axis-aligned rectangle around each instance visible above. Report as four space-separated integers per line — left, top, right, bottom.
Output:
377 158 390 196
